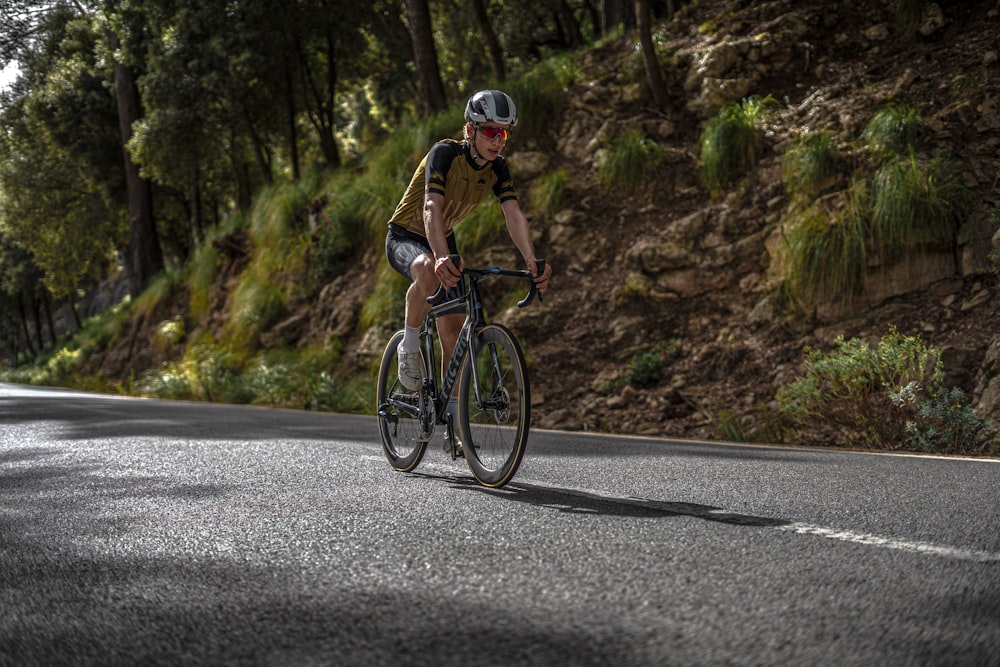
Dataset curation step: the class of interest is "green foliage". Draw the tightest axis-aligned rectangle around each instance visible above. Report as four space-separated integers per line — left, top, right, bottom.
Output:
359 263 409 331
612 341 681 390
862 105 926 158
135 344 252 404
454 203 506 254
240 346 342 410
188 230 222 319
700 96 775 194
530 169 569 218
628 344 667 387
783 131 840 198
778 326 992 454
783 104 968 307
598 130 669 195
224 268 285 352
133 265 185 320
503 55 577 143
869 153 968 262
784 184 868 305
892 385 993 454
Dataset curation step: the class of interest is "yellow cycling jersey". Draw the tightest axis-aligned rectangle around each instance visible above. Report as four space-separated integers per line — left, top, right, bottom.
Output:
388 139 517 237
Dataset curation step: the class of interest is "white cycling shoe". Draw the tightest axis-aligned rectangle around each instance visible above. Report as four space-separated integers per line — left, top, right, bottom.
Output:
396 344 422 391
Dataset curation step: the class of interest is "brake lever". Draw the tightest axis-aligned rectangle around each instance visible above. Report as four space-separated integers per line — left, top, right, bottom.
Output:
517 259 545 308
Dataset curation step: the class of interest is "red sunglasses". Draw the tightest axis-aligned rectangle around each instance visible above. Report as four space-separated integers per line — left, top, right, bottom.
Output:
475 124 510 142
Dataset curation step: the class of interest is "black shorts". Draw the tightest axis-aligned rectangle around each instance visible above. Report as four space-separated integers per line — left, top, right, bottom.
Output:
385 224 465 315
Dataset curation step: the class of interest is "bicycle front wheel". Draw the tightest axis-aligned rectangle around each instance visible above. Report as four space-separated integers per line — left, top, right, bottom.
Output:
376 330 429 472
458 324 529 488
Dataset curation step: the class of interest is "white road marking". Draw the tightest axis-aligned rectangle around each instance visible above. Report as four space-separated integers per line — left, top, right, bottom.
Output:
775 522 1000 563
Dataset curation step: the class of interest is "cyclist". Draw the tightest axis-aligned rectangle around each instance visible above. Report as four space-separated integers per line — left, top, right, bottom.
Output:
384 89 552 452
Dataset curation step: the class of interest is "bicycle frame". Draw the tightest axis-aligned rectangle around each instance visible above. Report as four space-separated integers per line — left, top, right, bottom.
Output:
422 272 489 423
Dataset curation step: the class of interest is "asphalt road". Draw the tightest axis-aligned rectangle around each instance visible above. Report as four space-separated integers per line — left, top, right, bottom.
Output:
2 383 999 666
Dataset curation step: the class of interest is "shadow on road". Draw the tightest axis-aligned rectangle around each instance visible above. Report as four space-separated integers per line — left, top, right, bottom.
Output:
0 447 654 666
424 473 790 527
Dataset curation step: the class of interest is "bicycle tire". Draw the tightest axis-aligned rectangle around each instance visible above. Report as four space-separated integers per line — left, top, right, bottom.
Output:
376 330 429 472
458 324 529 487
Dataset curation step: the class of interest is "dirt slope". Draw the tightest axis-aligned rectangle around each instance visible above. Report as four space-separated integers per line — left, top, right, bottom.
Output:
84 0 1000 447
496 0 1000 441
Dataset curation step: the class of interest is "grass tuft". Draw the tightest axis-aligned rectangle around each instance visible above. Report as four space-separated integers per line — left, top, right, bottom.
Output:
700 95 775 194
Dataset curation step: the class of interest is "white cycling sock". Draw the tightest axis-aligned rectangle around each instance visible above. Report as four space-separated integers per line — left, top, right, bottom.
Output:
401 324 420 350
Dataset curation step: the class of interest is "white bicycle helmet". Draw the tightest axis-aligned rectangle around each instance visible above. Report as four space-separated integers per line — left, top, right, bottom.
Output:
465 90 518 126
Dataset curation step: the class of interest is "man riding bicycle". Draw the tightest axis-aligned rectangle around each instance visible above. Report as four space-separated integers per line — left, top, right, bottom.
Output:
384 89 552 452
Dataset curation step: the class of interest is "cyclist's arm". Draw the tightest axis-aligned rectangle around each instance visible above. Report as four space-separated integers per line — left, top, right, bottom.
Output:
501 199 551 291
424 191 461 287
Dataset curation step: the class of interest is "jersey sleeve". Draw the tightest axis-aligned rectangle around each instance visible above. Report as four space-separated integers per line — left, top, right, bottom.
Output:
424 142 459 198
491 156 518 204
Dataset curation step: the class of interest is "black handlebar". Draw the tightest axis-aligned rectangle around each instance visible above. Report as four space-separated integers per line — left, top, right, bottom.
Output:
426 254 545 309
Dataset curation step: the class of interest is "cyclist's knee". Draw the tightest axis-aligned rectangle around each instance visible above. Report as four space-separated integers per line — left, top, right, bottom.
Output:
410 254 437 292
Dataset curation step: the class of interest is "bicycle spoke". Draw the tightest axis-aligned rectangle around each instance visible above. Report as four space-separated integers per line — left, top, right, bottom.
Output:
376 330 428 472
459 324 529 487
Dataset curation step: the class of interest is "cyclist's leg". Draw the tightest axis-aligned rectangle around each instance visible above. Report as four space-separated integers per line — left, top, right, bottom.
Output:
386 224 436 327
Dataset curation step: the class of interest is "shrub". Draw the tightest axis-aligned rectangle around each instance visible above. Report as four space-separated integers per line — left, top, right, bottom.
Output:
224 269 285 351
869 153 968 262
455 203 506 254
778 326 992 454
783 183 868 305
504 55 577 143
892 385 992 455
862 105 926 158
598 130 668 195
700 95 774 194
359 263 409 330
783 151 968 305
624 341 681 388
531 169 569 218
783 131 840 198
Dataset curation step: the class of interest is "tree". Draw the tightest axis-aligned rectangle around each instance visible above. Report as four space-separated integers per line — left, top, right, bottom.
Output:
405 0 447 114
0 8 126 306
636 0 667 109
471 0 506 82
604 0 635 32
110 30 164 298
1 1 165 298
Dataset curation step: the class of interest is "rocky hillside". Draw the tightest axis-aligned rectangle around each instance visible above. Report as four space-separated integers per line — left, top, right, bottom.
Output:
457 0 1000 441
85 0 1000 447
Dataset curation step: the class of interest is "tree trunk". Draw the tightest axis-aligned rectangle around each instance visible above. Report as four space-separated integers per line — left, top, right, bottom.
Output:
43 290 57 344
405 0 447 114
284 49 301 180
299 31 341 168
17 294 35 356
242 104 274 185
604 0 635 32
550 0 583 48
471 0 506 82
112 37 164 299
636 0 668 109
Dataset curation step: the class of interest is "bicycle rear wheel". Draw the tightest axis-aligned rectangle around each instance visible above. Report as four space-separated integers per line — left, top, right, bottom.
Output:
458 324 529 488
376 330 429 472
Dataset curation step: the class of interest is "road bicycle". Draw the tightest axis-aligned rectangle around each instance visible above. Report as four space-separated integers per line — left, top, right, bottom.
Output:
376 255 544 488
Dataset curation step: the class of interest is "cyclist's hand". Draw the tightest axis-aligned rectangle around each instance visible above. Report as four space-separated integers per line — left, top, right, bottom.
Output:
434 254 462 288
532 260 551 294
